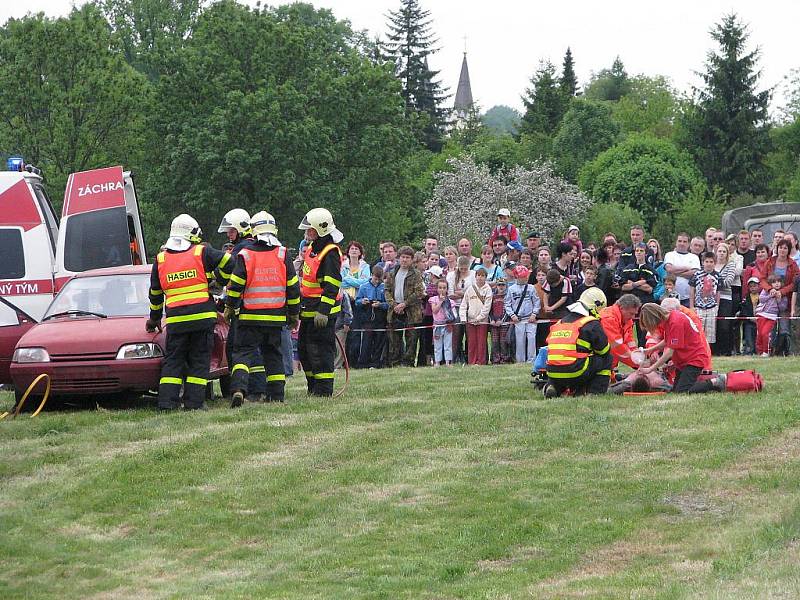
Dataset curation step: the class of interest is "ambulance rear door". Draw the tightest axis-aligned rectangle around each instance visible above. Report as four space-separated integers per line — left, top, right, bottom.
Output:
55 166 148 290
0 168 59 383
0 170 58 320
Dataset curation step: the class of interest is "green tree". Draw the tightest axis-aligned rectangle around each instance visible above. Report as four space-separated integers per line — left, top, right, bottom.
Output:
520 60 564 136
560 47 578 99
651 185 727 243
678 14 771 196
765 118 800 199
383 0 449 151
99 0 201 80
552 99 619 181
612 75 680 138
149 1 417 254
577 201 645 244
578 134 703 226
584 56 631 101
481 105 521 136
0 5 150 207
451 104 485 147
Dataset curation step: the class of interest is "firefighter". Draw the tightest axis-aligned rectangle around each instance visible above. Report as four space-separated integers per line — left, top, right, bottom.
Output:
147 214 230 410
297 207 343 396
217 208 267 399
599 293 642 370
544 287 612 398
224 211 299 406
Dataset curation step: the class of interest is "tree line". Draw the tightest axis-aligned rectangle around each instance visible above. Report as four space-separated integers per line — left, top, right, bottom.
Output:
0 0 798 254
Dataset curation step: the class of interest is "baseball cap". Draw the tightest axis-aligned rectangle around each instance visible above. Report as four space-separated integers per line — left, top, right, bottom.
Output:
507 240 524 251
512 265 531 278
747 276 760 284
497 208 511 217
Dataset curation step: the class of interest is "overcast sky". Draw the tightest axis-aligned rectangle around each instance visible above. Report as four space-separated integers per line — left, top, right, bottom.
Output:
3 0 798 113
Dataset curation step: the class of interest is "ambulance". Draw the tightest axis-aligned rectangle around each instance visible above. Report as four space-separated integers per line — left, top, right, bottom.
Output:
0 158 147 383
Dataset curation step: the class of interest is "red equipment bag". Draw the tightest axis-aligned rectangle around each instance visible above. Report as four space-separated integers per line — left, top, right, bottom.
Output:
725 369 764 393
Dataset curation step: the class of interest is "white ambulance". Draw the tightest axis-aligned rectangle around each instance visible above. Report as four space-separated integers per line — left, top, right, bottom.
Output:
0 158 147 383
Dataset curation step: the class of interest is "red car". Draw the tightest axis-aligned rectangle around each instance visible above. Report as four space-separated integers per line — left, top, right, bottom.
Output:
10 265 229 405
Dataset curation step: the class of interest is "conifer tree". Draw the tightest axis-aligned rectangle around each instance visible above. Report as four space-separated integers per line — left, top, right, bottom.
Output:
383 0 449 151
520 60 563 137
560 47 577 99
680 14 771 195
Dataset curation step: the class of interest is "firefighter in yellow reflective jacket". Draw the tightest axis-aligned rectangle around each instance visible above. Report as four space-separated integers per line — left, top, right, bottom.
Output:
297 208 343 397
224 212 300 406
543 287 612 398
147 214 230 410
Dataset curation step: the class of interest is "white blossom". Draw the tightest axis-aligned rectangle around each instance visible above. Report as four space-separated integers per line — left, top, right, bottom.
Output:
426 155 592 245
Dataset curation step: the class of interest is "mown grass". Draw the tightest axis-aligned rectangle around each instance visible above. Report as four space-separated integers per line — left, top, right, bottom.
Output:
1 357 799 599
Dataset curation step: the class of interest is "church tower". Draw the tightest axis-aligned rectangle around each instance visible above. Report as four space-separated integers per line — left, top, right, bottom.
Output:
453 52 473 122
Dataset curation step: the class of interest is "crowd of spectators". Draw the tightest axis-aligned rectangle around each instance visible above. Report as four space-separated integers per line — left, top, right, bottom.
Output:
335 211 800 369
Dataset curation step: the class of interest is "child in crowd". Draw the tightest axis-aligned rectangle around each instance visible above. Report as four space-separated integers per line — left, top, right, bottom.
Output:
421 265 444 366
738 276 760 355
489 278 511 364
488 208 520 244
354 266 388 368
574 264 598 297
662 274 680 299
461 266 493 365
755 275 788 356
504 265 541 363
689 252 720 344
429 279 454 366
543 268 572 320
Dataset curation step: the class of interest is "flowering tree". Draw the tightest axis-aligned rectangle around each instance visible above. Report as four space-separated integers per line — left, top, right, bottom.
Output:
426 155 592 245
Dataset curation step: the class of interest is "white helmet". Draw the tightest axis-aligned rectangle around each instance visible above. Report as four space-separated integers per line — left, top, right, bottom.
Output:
250 211 280 245
298 207 343 243
567 287 608 318
218 208 251 236
165 214 202 251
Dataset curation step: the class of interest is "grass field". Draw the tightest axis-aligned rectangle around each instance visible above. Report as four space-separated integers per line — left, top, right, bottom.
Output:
1 357 799 599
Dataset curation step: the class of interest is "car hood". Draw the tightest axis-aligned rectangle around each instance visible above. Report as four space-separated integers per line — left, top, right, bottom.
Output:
16 316 164 355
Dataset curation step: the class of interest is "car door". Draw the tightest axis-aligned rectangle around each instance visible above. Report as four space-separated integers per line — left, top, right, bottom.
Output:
54 166 148 290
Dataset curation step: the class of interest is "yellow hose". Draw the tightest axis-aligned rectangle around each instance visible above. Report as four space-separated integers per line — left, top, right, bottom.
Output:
0 374 51 420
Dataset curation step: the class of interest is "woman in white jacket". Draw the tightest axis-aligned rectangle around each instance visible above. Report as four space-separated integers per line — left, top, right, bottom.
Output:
461 267 493 364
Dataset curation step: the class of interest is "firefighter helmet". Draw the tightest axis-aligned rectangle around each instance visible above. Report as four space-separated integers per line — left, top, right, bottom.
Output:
250 211 280 245
217 208 251 236
298 208 343 243
579 287 607 316
165 214 202 251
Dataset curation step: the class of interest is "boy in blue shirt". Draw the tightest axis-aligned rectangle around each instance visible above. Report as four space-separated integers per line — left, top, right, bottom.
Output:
354 266 388 368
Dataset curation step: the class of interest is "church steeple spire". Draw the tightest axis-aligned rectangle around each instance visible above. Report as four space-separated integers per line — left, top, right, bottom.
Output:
453 51 473 119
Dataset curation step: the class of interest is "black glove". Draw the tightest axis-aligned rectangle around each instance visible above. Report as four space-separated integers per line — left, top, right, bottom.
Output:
145 318 161 333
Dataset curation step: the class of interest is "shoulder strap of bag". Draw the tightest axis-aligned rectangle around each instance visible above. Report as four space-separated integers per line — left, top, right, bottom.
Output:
513 284 529 316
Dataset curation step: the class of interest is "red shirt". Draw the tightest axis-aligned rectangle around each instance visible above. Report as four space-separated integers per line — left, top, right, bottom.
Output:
662 310 711 370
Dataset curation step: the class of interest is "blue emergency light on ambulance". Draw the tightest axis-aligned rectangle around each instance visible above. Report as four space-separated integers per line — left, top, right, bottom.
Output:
7 156 24 171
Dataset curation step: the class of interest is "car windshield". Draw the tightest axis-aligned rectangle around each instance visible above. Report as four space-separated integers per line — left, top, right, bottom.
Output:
45 274 150 319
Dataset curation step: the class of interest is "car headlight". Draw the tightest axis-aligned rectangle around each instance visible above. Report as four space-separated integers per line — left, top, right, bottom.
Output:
12 347 50 363
116 343 164 360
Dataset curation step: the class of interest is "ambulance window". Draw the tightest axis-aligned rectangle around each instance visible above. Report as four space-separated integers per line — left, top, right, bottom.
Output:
0 229 25 279
64 207 132 272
